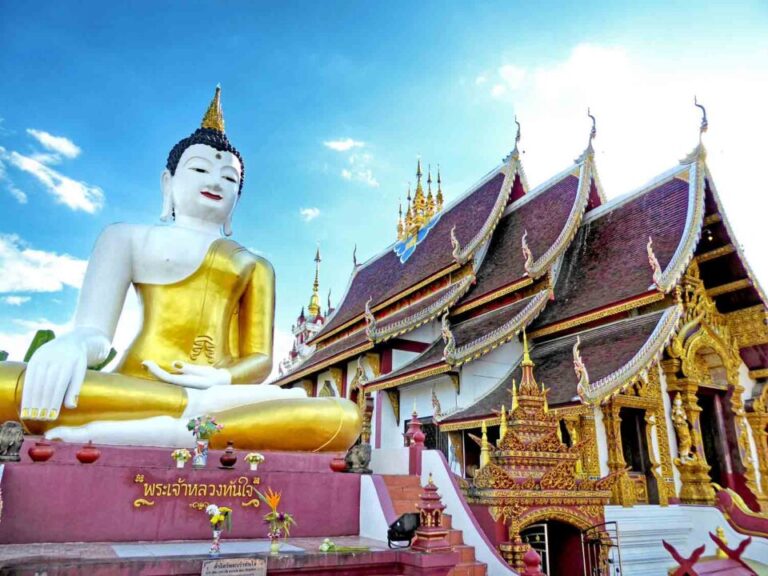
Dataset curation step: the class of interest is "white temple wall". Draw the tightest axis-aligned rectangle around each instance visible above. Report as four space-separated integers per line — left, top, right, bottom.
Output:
407 321 441 344
399 377 457 422
377 389 403 449
658 367 683 495
392 349 420 372
457 340 520 407
592 405 610 477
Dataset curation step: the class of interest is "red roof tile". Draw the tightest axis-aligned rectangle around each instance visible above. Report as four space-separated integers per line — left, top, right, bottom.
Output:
314 171 508 341
460 173 581 308
439 310 667 424
534 176 690 328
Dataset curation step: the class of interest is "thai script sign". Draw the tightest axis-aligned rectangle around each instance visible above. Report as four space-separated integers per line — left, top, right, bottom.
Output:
132 473 261 509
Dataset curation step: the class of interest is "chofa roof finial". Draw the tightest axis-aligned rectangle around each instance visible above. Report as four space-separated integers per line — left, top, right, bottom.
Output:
515 115 521 147
587 107 596 147
694 96 708 142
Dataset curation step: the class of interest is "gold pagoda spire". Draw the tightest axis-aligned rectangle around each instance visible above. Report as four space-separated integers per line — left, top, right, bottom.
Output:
510 378 519 413
201 85 225 132
480 420 491 468
436 165 444 212
499 404 508 442
307 247 321 317
412 159 426 228
519 329 539 395
426 165 436 219
397 200 405 240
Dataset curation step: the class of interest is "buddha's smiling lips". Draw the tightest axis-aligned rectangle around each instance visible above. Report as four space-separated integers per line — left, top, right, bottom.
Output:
200 191 222 201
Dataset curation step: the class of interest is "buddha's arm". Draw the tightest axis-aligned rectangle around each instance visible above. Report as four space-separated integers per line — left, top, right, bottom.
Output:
225 256 275 384
21 224 132 420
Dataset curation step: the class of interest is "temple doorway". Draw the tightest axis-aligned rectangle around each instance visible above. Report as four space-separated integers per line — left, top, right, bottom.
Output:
619 407 659 504
521 521 583 576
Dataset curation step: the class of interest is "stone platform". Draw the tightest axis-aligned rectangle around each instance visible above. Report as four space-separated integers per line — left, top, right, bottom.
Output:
0 440 360 543
0 536 460 576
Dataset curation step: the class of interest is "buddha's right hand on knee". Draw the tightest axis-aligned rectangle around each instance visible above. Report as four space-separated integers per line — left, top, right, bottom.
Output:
20 327 111 421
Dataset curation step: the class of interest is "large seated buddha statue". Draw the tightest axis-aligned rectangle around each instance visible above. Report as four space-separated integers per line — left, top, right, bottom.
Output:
0 87 361 451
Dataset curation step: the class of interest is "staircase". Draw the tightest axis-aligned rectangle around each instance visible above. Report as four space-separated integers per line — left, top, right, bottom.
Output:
382 475 487 576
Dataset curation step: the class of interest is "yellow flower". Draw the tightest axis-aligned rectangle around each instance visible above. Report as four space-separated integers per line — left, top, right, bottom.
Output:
220 507 232 514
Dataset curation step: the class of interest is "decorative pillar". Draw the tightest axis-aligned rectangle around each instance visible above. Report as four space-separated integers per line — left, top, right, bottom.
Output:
579 412 601 478
520 548 545 576
499 534 527 573
602 402 636 507
411 474 451 553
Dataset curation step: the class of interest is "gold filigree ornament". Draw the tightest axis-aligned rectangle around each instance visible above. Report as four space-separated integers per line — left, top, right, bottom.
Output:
133 498 155 508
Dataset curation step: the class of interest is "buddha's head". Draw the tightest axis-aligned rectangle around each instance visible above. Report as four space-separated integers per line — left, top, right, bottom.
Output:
161 86 244 236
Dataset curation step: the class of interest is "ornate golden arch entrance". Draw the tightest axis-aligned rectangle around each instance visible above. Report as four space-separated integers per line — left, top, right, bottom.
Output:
663 262 759 507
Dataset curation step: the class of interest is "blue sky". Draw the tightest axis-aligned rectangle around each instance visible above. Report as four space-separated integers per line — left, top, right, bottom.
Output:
1 2 767 372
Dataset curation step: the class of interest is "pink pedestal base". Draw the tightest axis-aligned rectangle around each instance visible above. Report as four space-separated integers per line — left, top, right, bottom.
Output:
0 439 360 544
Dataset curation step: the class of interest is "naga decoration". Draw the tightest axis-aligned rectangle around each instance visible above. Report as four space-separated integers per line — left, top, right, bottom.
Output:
431 386 442 419
695 96 708 140
647 236 664 291
573 336 589 401
450 225 463 263
521 229 534 276
441 312 456 360
363 297 377 338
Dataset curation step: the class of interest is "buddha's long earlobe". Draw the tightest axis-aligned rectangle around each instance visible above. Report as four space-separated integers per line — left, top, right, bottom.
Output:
223 216 233 237
160 170 174 221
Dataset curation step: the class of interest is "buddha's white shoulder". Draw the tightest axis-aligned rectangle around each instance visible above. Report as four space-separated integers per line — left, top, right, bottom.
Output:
232 244 274 279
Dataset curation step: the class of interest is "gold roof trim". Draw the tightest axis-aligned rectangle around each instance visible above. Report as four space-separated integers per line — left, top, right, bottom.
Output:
582 305 683 404
529 291 665 339
365 363 452 392
369 274 475 343
446 290 551 366
525 157 594 279
452 277 534 316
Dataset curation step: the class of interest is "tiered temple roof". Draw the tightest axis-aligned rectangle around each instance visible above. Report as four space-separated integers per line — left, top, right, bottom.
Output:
277 124 768 417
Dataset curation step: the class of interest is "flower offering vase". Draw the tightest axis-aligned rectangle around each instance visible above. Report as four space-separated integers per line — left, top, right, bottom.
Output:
193 439 209 468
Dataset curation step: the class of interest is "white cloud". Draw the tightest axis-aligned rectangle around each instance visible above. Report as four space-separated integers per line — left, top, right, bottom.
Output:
475 75 488 85
26 129 81 159
2 296 30 306
8 151 104 213
498 64 527 90
341 152 379 187
8 186 27 204
324 138 364 152
484 42 768 287
0 234 87 293
0 156 27 204
299 207 320 221
491 84 506 98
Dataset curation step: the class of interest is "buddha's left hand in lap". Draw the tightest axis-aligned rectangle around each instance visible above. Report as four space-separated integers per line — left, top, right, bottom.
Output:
142 360 232 389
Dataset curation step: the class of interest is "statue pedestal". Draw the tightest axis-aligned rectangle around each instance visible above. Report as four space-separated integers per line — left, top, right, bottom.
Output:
0 439 360 544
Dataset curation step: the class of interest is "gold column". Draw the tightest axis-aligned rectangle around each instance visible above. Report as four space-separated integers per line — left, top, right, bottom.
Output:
601 402 636 507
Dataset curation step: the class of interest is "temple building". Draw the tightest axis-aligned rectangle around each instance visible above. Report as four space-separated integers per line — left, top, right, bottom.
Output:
278 248 335 377
276 112 768 570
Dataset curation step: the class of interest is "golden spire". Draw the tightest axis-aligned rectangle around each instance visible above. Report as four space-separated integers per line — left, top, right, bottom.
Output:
522 329 533 367
412 159 426 228
510 378 518 413
426 165 435 219
499 404 508 442
480 420 490 468
405 185 415 236
201 85 225 132
542 380 549 414
308 247 321 317
436 165 444 212
397 200 404 240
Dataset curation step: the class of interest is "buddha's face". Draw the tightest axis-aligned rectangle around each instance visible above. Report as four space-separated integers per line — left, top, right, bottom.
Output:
162 143 242 226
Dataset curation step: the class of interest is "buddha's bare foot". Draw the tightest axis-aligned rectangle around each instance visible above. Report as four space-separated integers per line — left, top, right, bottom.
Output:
46 416 191 448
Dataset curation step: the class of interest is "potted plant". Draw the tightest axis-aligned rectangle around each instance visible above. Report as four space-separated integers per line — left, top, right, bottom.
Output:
171 448 191 469
205 504 232 556
186 415 223 468
244 452 264 471
257 487 296 554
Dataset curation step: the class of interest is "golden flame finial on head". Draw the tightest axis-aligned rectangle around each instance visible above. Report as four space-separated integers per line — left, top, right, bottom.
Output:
201 84 225 132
